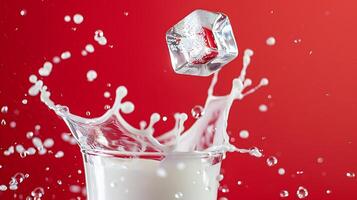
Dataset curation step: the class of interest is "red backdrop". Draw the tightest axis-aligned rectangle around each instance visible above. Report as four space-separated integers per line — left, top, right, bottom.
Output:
1 0 357 199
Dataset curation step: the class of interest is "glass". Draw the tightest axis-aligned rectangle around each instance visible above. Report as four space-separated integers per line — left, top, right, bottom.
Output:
82 149 224 200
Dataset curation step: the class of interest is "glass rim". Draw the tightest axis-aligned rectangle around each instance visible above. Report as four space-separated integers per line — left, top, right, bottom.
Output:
81 148 225 158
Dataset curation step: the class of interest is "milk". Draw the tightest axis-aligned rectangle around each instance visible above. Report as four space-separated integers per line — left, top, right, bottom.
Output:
84 153 222 200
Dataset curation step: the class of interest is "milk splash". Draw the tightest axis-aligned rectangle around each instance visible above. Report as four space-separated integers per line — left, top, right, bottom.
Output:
35 49 267 156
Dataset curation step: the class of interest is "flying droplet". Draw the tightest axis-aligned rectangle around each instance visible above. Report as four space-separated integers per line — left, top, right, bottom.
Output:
31 187 45 198
280 190 289 198
20 9 27 16
259 104 268 112
296 186 308 199
278 168 286 175
266 36 276 46
86 70 97 82
54 151 64 158
346 171 356 178
266 156 278 167
1 106 8 113
191 105 204 119
73 14 84 24
239 130 249 139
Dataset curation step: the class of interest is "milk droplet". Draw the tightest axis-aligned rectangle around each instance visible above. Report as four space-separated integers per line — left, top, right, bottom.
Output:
259 104 268 112
31 187 45 198
57 180 62 185
69 185 81 193
10 172 25 185
54 151 64 158
73 14 84 24
237 180 243 186
326 189 332 194
64 15 71 22
174 192 183 199
43 138 54 148
317 157 324 164
26 131 34 139
104 91 110 98
61 51 71 60
20 9 27 16
191 105 204 119
278 168 286 175
1 119 6 126
239 130 249 139
346 171 356 178
1 106 8 113
22 99 28 104
52 56 61 63
121 102 134 114
220 185 229 193
280 190 289 198
85 44 95 53
266 156 278 167
81 50 88 56
266 36 276 46
9 121 16 128
0 185 7 191
86 70 97 82
124 11 129 16
296 186 308 199
260 78 269 86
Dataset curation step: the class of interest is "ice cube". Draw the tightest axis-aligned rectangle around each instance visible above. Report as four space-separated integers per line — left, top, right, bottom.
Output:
166 9 238 76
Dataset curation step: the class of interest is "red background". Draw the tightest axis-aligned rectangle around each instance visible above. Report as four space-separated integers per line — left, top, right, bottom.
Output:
1 0 357 199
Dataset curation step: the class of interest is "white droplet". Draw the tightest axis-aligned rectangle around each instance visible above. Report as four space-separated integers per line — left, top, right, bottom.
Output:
162 116 168 121
31 187 45 198
239 130 249 139
9 121 16 128
0 185 7 191
20 9 27 16
61 51 71 60
53 56 61 63
259 104 268 112
296 186 308 199
326 189 332 194
266 156 278 167
191 105 204 119
64 15 71 22
123 11 129 16
54 151 64 158
317 157 324 164
70 185 81 193
86 70 97 82
38 61 53 77
1 106 8 113
104 91 110 98
220 185 229 193
280 190 289 198
266 36 276 46
237 180 243 186
73 14 84 24
85 44 95 53
22 99 28 104
81 50 88 56
346 171 356 178
278 168 286 175
43 138 54 148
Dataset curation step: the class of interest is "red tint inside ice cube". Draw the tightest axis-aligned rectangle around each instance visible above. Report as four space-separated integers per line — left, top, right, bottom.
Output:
192 27 218 64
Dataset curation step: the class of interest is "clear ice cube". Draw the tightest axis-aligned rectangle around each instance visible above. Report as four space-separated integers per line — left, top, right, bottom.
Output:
166 9 238 76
